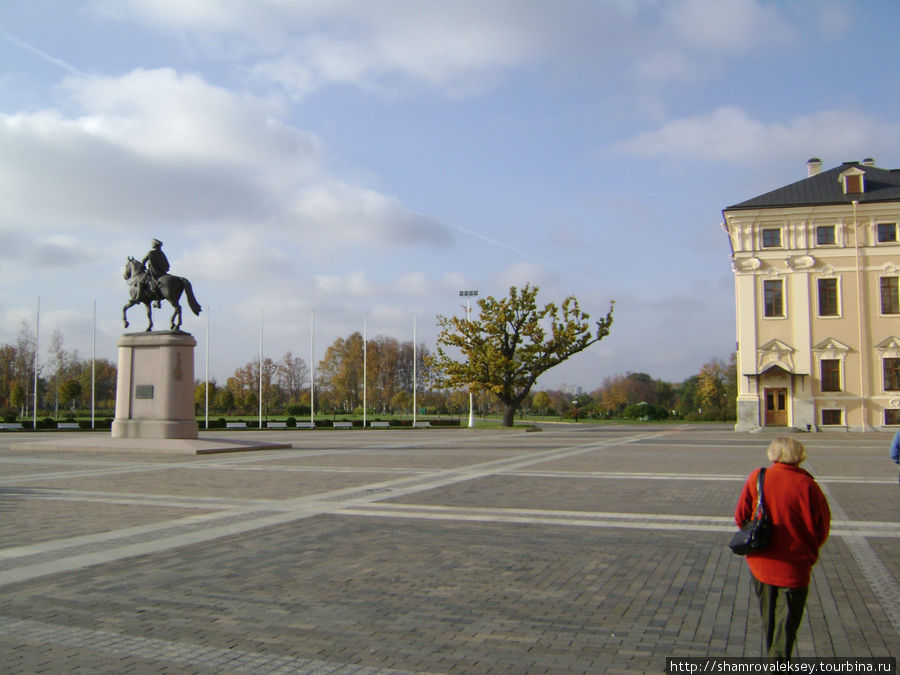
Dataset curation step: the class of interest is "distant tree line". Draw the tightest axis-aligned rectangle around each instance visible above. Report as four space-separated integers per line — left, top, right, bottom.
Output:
194 333 436 417
1 319 736 423
553 352 738 422
0 322 117 422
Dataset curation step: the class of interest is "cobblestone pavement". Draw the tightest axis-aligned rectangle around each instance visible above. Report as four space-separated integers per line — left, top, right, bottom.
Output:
0 424 897 673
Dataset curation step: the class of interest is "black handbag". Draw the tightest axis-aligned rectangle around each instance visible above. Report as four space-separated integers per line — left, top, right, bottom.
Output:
729 467 771 555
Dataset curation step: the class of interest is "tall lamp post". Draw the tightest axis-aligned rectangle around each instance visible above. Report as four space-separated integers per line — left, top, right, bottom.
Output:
573 398 579 423
459 290 478 428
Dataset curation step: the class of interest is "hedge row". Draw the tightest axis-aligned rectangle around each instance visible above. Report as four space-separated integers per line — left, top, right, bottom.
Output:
3 417 461 430
206 418 461 429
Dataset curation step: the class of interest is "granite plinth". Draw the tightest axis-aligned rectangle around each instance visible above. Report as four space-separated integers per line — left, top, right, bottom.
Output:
112 331 199 440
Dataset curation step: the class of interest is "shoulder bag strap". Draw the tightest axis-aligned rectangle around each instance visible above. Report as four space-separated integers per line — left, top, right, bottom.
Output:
754 467 767 520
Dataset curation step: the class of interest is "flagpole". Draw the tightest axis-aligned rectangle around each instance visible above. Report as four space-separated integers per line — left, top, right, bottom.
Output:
91 300 96 430
363 312 367 428
205 306 209 430
310 311 315 427
33 295 40 430
412 313 417 427
259 308 263 429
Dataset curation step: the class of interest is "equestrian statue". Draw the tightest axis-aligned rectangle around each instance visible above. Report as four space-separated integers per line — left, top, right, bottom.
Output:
123 239 202 331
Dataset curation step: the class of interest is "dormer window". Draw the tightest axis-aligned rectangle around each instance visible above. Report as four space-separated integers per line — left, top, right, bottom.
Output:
838 166 865 194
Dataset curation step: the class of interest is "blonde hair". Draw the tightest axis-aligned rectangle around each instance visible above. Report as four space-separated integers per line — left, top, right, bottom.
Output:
767 436 807 465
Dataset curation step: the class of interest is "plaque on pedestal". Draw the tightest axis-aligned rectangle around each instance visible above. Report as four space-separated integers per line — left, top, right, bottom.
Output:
112 331 199 439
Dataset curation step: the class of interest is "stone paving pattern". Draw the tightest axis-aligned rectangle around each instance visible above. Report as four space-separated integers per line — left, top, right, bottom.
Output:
0 424 897 673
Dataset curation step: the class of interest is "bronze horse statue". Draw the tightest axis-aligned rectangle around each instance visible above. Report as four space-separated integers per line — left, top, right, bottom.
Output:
123 257 202 331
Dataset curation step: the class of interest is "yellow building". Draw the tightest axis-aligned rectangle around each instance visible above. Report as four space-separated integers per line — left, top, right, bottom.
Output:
723 158 900 432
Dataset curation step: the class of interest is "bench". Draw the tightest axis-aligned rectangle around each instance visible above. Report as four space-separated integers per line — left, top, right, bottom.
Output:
226 422 248 430
413 421 432 428
370 421 391 428
296 422 315 429
0 423 24 430
57 422 80 430
332 421 353 429
266 422 287 429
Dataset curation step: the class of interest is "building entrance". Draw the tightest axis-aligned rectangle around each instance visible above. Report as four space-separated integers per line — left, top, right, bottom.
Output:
764 388 788 426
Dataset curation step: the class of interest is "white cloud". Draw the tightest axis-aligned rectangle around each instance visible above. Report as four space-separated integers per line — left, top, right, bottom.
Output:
662 0 790 54
67 68 317 171
390 271 429 297
313 270 385 300
613 106 900 163
492 262 553 291
98 0 552 98
33 234 84 268
94 0 799 103
0 67 452 249
291 182 452 248
182 232 294 284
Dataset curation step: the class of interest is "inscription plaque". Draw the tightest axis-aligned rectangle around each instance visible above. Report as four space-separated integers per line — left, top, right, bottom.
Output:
135 385 155 399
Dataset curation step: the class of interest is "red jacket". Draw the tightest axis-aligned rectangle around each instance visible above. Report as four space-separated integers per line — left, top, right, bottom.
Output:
734 462 830 588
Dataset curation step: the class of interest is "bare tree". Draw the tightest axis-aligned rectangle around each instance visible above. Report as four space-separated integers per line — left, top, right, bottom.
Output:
277 351 308 402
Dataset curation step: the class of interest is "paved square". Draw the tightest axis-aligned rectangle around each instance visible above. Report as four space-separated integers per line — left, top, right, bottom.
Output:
0 424 897 673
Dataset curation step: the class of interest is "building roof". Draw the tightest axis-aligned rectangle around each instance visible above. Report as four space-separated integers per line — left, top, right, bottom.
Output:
725 161 900 211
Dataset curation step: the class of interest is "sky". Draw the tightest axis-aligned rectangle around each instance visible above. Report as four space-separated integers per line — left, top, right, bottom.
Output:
2 0 899 391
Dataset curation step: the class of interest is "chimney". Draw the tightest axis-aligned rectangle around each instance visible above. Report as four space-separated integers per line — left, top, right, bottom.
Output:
861 157 875 167
807 157 822 177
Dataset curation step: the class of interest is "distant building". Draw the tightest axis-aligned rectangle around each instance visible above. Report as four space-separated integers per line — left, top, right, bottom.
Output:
558 384 584 396
723 158 900 432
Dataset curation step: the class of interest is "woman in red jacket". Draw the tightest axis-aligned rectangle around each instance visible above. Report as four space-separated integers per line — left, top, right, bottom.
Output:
734 437 831 659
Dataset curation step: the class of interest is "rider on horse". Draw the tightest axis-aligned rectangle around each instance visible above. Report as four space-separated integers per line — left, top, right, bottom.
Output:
141 239 170 308
123 241 201 332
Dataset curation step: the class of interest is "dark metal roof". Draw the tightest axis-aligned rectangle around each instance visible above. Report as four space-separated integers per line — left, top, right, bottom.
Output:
725 162 900 211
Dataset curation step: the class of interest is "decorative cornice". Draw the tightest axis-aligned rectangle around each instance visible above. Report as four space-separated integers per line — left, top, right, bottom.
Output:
813 337 851 352
733 257 761 272
813 338 852 361
757 339 795 373
874 336 900 358
786 255 816 270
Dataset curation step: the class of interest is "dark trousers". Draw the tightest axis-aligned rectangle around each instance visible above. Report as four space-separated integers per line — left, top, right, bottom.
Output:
751 575 808 659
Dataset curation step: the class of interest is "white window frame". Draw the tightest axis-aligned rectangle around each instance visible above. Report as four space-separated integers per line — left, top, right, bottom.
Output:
815 224 837 247
876 222 898 244
883 356 900 393
762 278 786 319
760 226 783 249
818 358 842 393
820 408 845 427
879 275 900 316
815 276 841 318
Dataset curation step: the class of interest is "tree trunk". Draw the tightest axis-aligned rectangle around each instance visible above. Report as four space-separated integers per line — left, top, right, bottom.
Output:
502 403 517 427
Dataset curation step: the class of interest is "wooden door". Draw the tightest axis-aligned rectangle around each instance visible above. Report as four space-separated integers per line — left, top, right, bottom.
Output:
764 388 787 426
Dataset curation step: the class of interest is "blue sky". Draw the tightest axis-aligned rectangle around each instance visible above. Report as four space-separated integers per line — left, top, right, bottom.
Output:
1 0 899 389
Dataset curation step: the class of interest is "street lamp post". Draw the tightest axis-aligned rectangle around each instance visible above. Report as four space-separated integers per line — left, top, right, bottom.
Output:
459 290 478 428
573 399 578 423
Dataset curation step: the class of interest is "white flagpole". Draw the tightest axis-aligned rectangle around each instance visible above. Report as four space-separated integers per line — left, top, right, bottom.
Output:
205 306 209 430
412 313 417 426
259 308 263 429
33 295 40 430
310 311 315 427
363 312 367 428
91 300 96 429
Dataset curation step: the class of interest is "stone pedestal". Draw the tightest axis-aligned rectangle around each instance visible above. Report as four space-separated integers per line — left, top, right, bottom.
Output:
112 331 199 439
735 397 761 432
